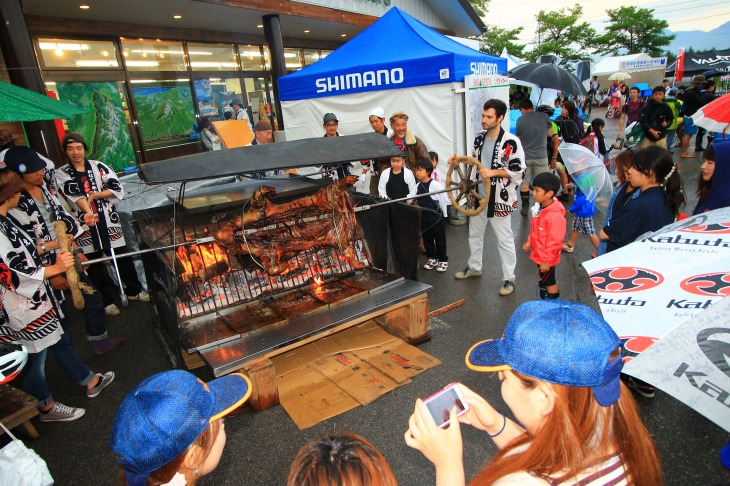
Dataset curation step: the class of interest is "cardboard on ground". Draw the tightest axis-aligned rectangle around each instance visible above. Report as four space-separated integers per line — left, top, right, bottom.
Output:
211 120 254 148
271 320 440 429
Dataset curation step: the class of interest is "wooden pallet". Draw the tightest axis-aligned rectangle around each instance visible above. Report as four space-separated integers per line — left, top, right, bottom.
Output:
0 385 39 439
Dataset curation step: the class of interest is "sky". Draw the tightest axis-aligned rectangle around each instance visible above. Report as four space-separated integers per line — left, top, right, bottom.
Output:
484 0 730 47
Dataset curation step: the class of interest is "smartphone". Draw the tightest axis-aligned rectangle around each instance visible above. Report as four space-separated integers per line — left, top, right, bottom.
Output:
423 383 470 429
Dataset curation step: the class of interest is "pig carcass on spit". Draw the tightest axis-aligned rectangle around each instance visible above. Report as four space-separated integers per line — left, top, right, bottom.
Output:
214 175 365 275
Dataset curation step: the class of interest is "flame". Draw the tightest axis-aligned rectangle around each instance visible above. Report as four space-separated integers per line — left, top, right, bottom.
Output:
176 242 230 278
313 275 324 286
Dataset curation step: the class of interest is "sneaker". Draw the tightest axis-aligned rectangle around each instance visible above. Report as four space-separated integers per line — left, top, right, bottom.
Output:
455 267 482 279
39 402 85 422
92 337 128 356
104 304 120 316
520 205 529 216
423 258 438 270
436 261 449 272
87 371 115 398
128 291 150 302
625 376 655 398
562 243 574 253
499 280 515 296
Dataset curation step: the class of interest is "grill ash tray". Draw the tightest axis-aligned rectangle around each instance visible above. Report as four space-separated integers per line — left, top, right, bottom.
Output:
305 280 366 306
265 290 327 319
219 302 288 336
340 269 404 292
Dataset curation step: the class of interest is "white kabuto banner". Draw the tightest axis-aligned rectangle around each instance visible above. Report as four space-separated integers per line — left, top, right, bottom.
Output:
582 208 730 357
623 296 730 433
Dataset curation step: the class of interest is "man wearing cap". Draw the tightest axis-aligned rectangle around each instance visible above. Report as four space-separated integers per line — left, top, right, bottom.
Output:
55 133 149 317
229 98 253 133
694 80 717 152
363 107 390 196
320 113 353 180
4 146 128 355
248 119 274 178
679 75 709 158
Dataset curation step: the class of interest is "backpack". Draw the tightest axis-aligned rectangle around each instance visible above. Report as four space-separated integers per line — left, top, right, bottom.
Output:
556 118 581 144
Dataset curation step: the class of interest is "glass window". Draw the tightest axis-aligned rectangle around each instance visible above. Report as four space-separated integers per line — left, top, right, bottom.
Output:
188 43 238 71
302 49 322 66
47 80 137 171
130 79 197 150
195 77 243 120
321 50 333 59
121 39 186 72
284 48 302 71
238 45 265 71
37 38 119 69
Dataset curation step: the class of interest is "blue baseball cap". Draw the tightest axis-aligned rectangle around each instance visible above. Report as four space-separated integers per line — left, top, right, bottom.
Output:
109 370 252 481
466 300 623 406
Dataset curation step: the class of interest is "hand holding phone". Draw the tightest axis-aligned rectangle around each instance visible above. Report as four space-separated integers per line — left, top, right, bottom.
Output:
423 383 470 428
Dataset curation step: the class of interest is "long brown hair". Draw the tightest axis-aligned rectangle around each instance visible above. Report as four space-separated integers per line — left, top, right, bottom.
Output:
287 433 397 486
470 354 662 485
117 420 220 486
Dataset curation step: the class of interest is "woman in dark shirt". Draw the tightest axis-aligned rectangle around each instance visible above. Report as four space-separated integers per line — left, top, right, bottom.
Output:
600 146 684 253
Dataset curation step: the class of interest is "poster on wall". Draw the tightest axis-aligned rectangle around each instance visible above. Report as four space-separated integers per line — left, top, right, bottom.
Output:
194 79 217 117
464 75 511 148
131 83 196 150
57 81 136 172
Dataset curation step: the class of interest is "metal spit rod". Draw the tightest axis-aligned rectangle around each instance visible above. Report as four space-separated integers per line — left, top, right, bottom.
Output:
79 181 478 267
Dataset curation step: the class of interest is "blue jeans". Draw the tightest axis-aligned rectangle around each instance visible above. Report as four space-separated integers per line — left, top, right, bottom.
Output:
61 273 108 340
666 129 676 149
20 330 94 407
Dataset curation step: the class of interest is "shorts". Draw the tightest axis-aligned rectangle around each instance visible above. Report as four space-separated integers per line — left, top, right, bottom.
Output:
538 265 556 287
572 216 596 235
523 158 550 186
684 116 698 135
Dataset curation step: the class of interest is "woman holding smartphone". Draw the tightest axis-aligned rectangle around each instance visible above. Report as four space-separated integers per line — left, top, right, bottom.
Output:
404 300 661 486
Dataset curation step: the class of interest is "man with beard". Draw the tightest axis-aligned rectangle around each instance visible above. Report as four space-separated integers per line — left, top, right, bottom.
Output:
448 99 525 296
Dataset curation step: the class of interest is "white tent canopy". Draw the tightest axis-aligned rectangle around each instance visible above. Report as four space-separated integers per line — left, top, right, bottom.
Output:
593 53 666 90
500 48 524 72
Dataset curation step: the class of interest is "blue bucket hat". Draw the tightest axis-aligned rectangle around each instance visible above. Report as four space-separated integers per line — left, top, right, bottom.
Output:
109 370 252 484
466 300 623 406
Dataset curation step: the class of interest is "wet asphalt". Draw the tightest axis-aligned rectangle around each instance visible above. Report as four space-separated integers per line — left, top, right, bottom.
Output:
2 116 727 486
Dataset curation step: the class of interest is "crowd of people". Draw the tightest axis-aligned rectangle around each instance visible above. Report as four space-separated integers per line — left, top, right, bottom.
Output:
0 78 727 484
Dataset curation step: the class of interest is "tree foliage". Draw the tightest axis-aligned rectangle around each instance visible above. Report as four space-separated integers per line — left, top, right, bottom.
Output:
595 6 675 56
469 0 490 17
527 5 597 66
479 25 526 58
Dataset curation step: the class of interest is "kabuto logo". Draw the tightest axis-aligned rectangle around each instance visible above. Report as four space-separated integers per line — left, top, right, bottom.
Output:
680 273 730 297
697 328 730 379
620 335 659 360
678 222 730 234
590 267 663 292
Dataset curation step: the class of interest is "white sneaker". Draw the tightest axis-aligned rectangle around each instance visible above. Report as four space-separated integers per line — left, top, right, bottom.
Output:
39 402 85 422
105 304 121 316
423 258 438 270
128 291 150 302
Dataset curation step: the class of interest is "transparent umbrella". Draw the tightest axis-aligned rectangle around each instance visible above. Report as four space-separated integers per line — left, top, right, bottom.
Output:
557 142 613 213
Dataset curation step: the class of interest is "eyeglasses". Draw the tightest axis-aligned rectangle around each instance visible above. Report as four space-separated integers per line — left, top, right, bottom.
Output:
325 122 338 128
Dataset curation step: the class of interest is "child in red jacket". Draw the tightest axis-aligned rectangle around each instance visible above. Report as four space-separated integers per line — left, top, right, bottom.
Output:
522 172 566 299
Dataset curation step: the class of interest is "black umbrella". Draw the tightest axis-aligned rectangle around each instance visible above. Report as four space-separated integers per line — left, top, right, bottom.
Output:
506 62 588 97
702 69 728 78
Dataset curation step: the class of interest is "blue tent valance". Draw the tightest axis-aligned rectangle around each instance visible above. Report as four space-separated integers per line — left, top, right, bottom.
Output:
278 7 506 102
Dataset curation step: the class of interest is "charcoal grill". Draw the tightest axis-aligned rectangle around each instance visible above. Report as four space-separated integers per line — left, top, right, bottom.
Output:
133 133 431 377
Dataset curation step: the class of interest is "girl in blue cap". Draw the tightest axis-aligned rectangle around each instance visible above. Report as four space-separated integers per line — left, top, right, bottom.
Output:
404 300 661 486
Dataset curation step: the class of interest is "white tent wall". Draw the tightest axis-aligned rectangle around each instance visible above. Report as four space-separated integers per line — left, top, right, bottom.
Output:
280 83 465 183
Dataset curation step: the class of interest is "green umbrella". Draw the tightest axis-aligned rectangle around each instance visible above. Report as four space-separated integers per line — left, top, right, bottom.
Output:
0 80 88 122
